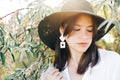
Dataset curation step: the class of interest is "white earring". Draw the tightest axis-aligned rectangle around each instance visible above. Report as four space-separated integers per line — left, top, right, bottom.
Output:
59 34 66 48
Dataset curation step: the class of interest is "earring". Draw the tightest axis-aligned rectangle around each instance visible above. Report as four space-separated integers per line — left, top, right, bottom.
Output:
59 34 66 48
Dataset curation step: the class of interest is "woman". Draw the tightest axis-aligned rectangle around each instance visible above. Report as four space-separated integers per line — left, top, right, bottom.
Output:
38 0 120 80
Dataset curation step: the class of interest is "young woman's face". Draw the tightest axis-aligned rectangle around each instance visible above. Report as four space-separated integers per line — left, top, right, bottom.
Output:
65 14 93 53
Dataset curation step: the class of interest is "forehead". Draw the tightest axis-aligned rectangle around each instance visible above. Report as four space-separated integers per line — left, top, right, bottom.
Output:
74 14 93 26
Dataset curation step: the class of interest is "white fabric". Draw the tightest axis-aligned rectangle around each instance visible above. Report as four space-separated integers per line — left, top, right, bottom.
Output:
40 49 120 80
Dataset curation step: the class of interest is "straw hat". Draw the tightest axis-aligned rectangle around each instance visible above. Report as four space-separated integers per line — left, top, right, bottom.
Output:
38 0 114 50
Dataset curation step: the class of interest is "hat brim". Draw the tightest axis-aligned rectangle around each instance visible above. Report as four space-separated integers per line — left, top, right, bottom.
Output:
38 11 114 50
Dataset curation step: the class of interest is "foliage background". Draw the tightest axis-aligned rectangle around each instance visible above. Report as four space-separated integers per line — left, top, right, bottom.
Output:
0 0 119 80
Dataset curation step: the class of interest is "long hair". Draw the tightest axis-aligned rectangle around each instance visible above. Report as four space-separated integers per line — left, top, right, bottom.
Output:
54 13 99 74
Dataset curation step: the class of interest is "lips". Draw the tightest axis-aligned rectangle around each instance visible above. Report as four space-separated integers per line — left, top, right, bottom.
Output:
77 42 88 47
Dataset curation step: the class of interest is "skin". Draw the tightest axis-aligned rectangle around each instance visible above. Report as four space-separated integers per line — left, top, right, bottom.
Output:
45 14 93 80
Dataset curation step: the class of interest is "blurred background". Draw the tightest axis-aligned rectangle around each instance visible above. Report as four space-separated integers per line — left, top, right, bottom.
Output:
0 0 120 80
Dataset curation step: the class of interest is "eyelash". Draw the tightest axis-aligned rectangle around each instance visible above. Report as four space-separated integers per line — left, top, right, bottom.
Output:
74 29 93 32
87 30 93 32
74 29 80 31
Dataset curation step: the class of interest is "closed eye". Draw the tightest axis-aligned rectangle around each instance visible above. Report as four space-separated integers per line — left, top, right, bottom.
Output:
87 29 93 32
74 29 80 31
87 26 93 32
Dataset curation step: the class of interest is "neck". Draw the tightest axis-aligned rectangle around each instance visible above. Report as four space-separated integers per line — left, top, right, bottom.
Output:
69 49 83 68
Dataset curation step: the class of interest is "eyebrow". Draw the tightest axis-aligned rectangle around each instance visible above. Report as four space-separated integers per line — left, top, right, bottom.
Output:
74 24 93 27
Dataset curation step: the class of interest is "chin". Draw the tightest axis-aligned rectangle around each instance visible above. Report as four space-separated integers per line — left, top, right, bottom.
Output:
76 48 88 53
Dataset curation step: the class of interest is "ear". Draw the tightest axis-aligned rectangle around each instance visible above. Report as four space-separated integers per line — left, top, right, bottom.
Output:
59 26 64 35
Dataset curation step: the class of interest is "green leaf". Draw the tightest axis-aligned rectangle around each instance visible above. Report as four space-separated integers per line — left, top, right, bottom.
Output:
35 48 40 58
8 47 15 62
0 34 4 51
103 5 108 19
105 20 114 33
19 41 28 47
17 12 21 24
95 1 105 13
23 27 27 37
25 50 31 63
0 28 3 36
97 19 110 30
34 69 38 79
29 46 36 57
115 0 120 6
0 27 5 50
22 61 28 68
5 74 16 80
9 33 14 40
0 52 5 65
115 20 120 35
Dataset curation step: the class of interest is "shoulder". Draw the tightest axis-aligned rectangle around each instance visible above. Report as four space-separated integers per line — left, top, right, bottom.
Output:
98 49 120 79
40 64 55 80
98 48 120 64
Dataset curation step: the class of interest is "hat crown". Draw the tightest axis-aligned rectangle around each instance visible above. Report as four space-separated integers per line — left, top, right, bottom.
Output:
61 0 93 13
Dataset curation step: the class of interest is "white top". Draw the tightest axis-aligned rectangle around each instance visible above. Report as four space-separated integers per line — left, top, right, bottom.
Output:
40 49 120 80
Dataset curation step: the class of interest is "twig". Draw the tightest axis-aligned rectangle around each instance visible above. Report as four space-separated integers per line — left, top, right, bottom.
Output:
0 8 33 21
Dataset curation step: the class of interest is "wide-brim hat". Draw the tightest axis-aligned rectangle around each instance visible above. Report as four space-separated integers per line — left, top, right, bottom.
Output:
38 0 114 50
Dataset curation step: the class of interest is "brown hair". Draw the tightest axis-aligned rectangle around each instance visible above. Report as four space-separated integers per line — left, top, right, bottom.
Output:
54 13 99 74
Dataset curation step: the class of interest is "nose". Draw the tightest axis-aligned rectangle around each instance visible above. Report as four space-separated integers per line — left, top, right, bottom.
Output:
78 30 89 39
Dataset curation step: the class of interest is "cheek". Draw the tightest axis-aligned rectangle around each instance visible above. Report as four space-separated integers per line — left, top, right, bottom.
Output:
65 34 77 42
65 36 73 43
86 32 93 41
87 31 93 37
88 36 92 43
65 36 76 46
